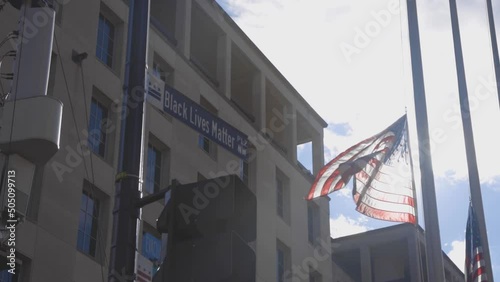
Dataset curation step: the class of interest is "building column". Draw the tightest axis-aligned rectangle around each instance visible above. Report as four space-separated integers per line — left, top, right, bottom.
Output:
217 34 231 99
252 72 266 129
408 228 423 282
360 245 373 282
312 132 324 175
286 105 297 162
175 0 192 58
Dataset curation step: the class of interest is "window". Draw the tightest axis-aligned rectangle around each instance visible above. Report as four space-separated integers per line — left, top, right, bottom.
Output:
152 54 174 86
0 270 14 282
142 232 161 262
276 169 290 223
0 257 23 282
276 241 290 282
142 223 162 277
309 270 322 282
77 190 100 258
308 202 320 245
198 96 218 159
276 178 284 218
152 61 166 81
240 159 249 186
142 230 162 276
150 0 177 44
277 248 285 282
88 97 108 157
198 135 217 159
145 143 162 194
145 135 169 196
96 13 115 67
198 135 211 153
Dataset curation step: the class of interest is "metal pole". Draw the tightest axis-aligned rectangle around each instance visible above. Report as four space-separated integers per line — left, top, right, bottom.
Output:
405 115 424 282
405 1 445 281
486 0 500 111
136 184 172 208
448 0 495 280
165 180 178 281
108 0 150 281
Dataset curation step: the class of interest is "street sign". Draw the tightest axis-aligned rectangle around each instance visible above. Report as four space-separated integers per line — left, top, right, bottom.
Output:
147 73 248 159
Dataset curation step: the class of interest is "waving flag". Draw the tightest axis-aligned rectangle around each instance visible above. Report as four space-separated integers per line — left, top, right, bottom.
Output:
306 115 416 224
465 203 488 282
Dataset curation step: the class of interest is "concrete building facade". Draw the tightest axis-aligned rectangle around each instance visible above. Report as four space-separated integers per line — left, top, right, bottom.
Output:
0 0 331 281
331 224 464 282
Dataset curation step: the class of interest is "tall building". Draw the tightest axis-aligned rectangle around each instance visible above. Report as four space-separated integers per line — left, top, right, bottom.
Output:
0 0 331 281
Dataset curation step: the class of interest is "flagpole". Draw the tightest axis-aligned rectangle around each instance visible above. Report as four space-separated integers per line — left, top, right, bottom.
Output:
405 114 424 281
405 1 445 281
486 0 500 110
448 1 495 280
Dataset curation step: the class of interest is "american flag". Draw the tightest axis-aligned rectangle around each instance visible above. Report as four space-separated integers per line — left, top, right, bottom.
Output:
306 115 416 224
465 203 488 282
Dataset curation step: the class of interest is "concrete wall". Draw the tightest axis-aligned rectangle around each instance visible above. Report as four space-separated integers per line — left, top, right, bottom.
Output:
331 224 464 282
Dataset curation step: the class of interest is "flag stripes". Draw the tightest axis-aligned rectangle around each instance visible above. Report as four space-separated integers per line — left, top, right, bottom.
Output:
353 133 416 224
313 136 379 198
307 115 416 224
466 203 488 282
356 202 416 224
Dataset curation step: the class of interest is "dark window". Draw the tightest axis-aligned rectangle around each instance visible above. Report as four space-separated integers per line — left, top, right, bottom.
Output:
198 135 216 159
277 248 285 282
151 54 174 87
308 204 314 243
276 178 284 218
77 191 100 257
198 135 210 153
308 202 320 244
96 14 115 67
0 264 20 282
0 270 15 282
152 61 167 82
198 96 217 159
88 98 108 157
309 271 322 282
240 159 249 186
146 144 162 194
142 232 161 262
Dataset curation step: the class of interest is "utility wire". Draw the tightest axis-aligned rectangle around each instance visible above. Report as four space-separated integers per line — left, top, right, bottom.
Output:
53 33 107 282
0 3 28 203
78 60 111 276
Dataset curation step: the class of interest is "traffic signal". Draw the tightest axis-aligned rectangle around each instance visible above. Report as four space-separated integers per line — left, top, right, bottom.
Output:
155 175 256 282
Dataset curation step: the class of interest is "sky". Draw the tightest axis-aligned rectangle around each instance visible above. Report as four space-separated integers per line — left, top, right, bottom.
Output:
216 0 500 277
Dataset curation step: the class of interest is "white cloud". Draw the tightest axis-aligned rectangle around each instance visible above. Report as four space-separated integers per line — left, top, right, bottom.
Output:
330 214 371 238
296 143 306 153
447 240 465 273
220 0 500 186
335 187 352 199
